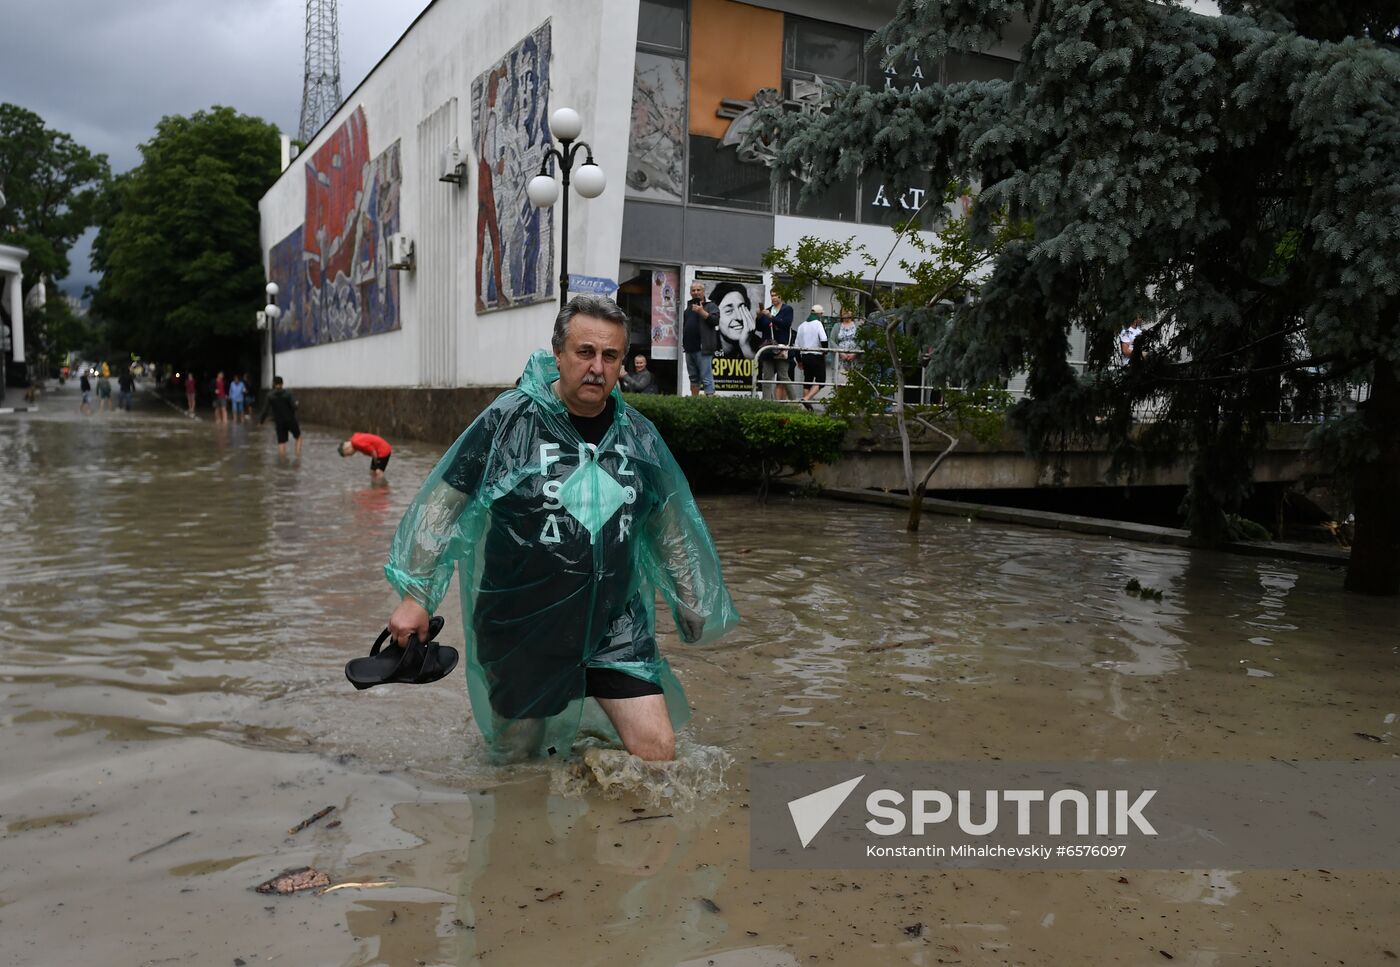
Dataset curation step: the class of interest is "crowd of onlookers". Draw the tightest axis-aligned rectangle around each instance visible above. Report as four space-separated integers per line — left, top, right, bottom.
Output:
70 361 137 415
186 370 252 423
64 362 264 423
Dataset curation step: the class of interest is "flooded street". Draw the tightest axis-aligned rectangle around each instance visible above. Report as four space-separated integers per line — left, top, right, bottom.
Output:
2 386 1398 966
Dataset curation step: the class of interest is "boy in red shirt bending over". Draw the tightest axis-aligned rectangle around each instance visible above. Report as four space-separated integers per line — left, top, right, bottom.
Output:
339 432 393 480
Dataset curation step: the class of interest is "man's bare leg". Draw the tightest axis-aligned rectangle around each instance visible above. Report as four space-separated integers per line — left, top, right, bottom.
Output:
596 694 675 761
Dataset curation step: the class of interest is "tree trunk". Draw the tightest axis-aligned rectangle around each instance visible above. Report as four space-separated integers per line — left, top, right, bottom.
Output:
1345 359 1400 595
907 482 925 532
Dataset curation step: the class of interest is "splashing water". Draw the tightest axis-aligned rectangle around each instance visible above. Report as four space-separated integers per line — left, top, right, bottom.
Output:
550 739 734 812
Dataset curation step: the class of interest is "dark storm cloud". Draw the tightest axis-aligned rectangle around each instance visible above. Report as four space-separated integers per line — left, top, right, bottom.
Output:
0 0 431 292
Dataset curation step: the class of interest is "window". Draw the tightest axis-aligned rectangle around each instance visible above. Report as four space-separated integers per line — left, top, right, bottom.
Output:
784 17 864 84
778 16 866 218
628 52 687 201
688 134 773 211
638 0 686 54
629 0 687 202
944 51 1016 83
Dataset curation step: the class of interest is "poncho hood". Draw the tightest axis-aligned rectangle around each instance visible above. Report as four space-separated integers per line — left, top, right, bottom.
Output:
516 350 631 427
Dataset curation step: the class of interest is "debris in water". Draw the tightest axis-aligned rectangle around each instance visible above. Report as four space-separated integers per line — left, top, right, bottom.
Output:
1123 579 1164 601
255 867 331 894
128 830 192 862
621 813 673 824
318 879 396 894
904 922 923 937
866 639 934 654
535 891 564 902
699 897 721 914
1159 951 1174 960
1354 732 1384 743
287 805 336 834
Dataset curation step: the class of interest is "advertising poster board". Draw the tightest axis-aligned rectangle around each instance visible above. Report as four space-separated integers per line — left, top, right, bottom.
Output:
679 265 772 396
649 269 679 360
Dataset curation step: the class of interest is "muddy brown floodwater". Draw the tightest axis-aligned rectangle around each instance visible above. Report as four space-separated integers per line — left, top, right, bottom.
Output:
2 383 1398 966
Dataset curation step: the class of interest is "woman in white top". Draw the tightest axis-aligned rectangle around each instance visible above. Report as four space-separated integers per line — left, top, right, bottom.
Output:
795 306 830 403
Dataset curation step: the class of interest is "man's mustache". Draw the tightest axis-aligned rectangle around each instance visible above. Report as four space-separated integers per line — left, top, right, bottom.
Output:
582 374 606 385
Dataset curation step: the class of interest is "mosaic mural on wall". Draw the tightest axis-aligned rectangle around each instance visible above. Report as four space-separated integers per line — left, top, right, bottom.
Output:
471 21 553 313
269 106 403 351
627 52 686 201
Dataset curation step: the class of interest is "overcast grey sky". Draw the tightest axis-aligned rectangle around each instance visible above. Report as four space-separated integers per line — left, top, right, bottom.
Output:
1 0 433 295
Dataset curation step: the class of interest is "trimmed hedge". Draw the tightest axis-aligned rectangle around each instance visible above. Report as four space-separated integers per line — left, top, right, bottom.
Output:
623 394 846 490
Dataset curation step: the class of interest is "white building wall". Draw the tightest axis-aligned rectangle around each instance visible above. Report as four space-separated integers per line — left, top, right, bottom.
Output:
258 0 639 389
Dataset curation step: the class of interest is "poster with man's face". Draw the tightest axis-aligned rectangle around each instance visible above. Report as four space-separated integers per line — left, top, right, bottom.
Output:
682 266 771 396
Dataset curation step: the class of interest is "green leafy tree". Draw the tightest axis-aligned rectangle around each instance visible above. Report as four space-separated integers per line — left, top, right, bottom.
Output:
763 190 1023 530
0 103 110 365
91 106 280 373
754 0 1400 593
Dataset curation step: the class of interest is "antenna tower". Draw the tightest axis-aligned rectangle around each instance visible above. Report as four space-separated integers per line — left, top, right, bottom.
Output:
298 0 343 142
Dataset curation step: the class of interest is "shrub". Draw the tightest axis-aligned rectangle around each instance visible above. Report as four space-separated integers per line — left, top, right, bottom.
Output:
623 394 846 491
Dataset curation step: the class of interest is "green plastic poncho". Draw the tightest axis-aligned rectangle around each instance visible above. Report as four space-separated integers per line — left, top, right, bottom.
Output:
384 350 740 761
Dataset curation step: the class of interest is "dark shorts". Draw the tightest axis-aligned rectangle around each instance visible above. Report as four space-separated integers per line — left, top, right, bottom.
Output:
370 453 391 472
275 419 301 444
586 666 663 700
801 353 826 386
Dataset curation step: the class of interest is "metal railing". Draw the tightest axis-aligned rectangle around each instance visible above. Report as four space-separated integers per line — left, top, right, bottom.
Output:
751 344 952 405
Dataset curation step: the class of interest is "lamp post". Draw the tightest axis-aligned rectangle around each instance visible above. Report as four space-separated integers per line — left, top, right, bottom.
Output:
526 107 607 309
263 281 281 385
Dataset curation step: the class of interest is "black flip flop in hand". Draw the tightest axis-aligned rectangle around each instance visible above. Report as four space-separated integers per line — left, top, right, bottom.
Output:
345 616 460 690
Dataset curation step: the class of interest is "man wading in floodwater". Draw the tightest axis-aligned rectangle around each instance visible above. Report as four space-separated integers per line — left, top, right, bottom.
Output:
382 295 739 762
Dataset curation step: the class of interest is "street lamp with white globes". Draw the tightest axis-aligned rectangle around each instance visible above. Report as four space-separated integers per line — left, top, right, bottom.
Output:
527 107 607 309
262 281 281 384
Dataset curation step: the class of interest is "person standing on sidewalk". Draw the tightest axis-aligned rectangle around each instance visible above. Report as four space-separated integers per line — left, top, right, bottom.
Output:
117 370 135 411
682 281 719 396
755 288 796 401
184 372 197 417
833 310 859 385
795 305 830 405
257 376 303 458
229 374 247 423
213 371 228 424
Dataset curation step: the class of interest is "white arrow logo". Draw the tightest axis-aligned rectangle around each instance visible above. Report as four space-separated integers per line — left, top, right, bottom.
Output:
787 775 864 848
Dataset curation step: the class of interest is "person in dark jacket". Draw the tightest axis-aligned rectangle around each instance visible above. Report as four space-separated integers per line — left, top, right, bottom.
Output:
79 371 93 415
257 376 302 457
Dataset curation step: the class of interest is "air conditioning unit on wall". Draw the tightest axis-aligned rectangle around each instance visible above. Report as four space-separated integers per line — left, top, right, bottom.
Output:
388 234 415 271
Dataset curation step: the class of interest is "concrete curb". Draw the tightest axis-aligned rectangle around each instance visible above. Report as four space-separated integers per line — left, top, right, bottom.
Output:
819 486 1351 567
0 405 39 414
